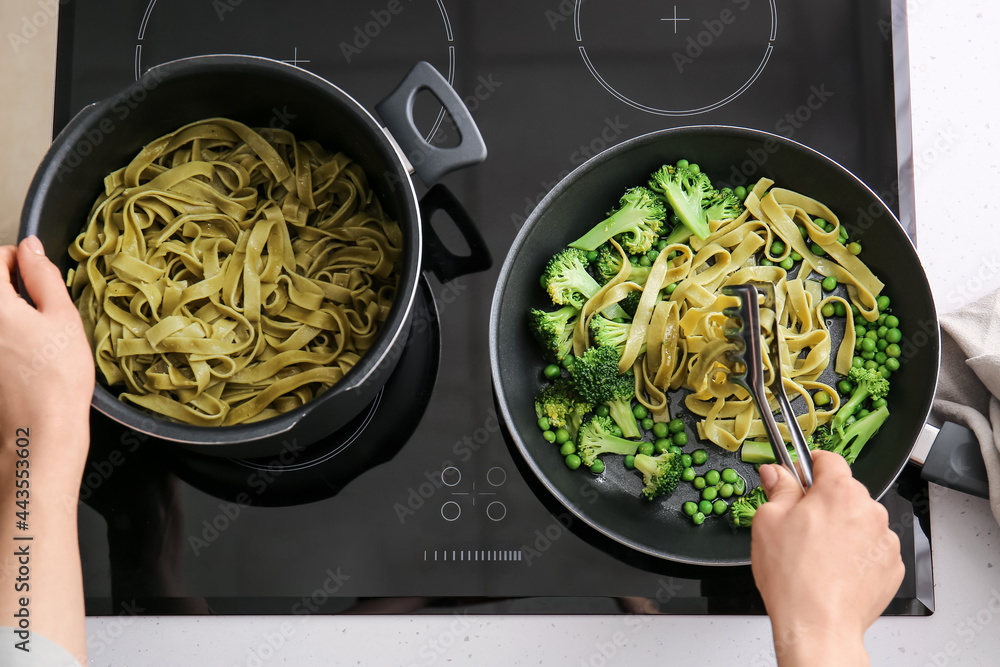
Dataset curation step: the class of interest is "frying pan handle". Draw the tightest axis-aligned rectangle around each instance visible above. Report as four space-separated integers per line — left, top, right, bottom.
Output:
914 422 990 499
375 62 487 185
419 184 492 283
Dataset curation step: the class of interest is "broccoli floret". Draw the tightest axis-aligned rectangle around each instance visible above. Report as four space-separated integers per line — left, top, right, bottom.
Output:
648 163 717 240
576 415 641 467
541 247 628 319
590 316 630 350
620 290 642 317
634 452 684 500
570 187 666 255
534 378 594 440
830 367 890 436
569 345 640 438
529 305 579 362
593 243 651 285
812 406 890 465
809 425 839 452
730 486 769 528
704 187 745 222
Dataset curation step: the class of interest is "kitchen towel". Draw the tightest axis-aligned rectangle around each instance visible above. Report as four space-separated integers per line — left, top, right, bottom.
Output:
931 289 1000 527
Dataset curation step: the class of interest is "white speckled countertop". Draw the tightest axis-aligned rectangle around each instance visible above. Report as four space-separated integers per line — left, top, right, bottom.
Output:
2 1 999 665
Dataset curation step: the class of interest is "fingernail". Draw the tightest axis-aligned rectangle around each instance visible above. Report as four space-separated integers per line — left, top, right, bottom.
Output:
759 464 778 493
24 235 44 255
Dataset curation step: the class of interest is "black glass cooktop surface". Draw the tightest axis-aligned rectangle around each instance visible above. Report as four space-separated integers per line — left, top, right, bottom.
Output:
56 0 930 616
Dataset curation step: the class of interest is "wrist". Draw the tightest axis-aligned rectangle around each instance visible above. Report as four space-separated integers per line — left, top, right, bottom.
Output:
771 620 869 667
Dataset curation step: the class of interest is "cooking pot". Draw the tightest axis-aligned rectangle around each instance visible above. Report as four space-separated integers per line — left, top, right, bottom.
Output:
19 55 489 457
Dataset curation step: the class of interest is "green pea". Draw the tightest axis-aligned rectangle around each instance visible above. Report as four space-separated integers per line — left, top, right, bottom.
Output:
799 226 809 239
770 240 786 255
682 501 698 516
666 282 679 295
670 214 681 226
875 351 888 365
646 249 659 262
638 442 655 457
692 449 708 465
759 257 774 267
681 454 693 468
834 302 847 317
855 325 866 338
851 303 860 315
590 459 605 474
861 338 876 353
876 295 891 311
886 328 902 343
672 431 689 446
821 303 836 318
855 314 867 326
562 355 575 370
633 404 649 420
641 417 654 430
886 343 901 358
838 379 854 394
565 454 581 470
713 499 728 515
560 441 576 456
876 325 888 339
885 315 899 328
542 430 556 443
537 417 550 431
586 250 598 262
811 243 825 256
656 240 669 251
721 468 739 484
848 242 862 255
885 357 900 372
611 424 623 437
822 276 837 292
702 486 718 501
813 391 831 407
877 314 887 326
705 470 721 486
698 500 713 515
876 338 888 351
854 339 864 352
813 218 827 230
734 186 748 199
689 163 701 175
779 257 795 271
872 398 888 410
865 330 878 340
879 366 892 379
676 159 689 169
790 251 803 262
692 512 706 526
719 484 735 499
693 476 706 490
669 418 685 434
652 422 669 439
555 428 570 444
681 467 696 482
543 364 561 380
624 454 636 469
667 251 677 260
639 256 652 267
857 409 870 419
595 404 610 418
852 356 864 368
733 476 747 496
864 360 878 370
654 438 671 454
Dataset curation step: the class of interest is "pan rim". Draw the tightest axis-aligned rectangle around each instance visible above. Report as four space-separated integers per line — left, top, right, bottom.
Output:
489 124 940 565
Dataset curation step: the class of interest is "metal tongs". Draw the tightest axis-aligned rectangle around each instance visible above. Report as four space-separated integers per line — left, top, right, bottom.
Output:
722 284 814 493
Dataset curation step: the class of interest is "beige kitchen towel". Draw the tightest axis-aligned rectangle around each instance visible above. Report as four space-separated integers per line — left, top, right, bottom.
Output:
931 289 1000 527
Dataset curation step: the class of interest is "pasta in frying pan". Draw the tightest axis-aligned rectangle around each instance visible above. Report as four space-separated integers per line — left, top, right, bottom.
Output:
67 118 402 426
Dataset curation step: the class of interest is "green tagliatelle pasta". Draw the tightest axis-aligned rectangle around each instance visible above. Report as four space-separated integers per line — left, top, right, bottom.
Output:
67 117 402 426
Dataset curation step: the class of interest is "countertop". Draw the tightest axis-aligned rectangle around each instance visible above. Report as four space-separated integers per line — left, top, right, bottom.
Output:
1 1 999 664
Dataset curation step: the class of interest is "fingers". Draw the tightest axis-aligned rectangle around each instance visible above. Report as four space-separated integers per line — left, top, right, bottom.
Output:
810 449 853 482
759 462 804 506
16 236 73 313
0 245 15 296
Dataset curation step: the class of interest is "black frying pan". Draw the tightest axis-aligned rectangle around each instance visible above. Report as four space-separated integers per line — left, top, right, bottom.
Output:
489 126 940 565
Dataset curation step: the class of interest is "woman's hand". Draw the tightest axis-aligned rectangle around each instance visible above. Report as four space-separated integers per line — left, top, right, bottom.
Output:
0 237 93 482
751 450 905 667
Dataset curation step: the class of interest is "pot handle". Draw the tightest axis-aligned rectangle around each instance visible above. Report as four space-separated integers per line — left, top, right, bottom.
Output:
375 62 487 185
420 184 492 282
911 422 990 499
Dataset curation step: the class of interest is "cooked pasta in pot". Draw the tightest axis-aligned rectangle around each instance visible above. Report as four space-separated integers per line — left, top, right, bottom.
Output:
67 118 402 426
